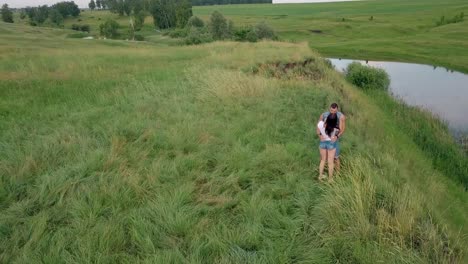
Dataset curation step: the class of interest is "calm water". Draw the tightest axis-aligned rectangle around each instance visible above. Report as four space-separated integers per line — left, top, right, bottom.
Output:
329 59 468 133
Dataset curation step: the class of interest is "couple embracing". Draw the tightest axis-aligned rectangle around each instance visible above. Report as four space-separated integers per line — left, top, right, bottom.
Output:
316 103 346 183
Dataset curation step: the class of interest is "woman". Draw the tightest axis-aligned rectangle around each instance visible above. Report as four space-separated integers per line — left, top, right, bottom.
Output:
317 113 340 182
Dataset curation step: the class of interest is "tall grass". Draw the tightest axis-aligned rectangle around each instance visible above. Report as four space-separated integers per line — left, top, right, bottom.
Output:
0 23 466 262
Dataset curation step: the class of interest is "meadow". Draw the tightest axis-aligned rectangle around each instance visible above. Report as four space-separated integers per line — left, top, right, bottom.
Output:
0 20 467 263
194 0 468 73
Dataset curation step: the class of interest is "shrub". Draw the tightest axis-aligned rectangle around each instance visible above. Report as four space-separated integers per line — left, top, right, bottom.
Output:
80 24 90 32
186 16 204 28
209 11 229 40
134 34 145 41
66 32 89 38
436 12 464 26
168 28 188 38
71 24 80 31
49 8 64 26
185 27 213 45
99 19 120 39
233 27 253 42
345 62 390 90
254 21 277 40
134 11 146 31
246 29 258 42
72 24 90 32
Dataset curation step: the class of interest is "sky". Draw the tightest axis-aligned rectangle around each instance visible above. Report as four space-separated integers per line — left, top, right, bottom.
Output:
0 0 90 8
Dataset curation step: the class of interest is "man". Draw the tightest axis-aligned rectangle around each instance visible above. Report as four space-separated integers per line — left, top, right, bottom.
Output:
317 103 346 172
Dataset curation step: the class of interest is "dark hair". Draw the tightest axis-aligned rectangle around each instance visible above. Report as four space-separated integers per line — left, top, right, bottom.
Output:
325 114 338 136
330 103 339 109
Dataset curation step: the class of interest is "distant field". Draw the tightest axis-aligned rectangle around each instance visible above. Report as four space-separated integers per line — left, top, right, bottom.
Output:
195 0 468 72
12 0 467 72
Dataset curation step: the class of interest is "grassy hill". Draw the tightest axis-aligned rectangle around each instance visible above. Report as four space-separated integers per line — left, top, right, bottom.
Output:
0 21 467 263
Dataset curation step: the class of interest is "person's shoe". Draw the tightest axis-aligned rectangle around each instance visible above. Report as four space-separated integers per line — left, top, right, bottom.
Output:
318 175 327 182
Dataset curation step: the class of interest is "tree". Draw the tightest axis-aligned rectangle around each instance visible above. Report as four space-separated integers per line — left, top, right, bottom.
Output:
186 16 204 28
150 0 192 29
134 11 146 31
175 0 192 28
52 1 80 17
150 0 176 29
49 8 64 25
209 11 228 40
1 4 14 23
254 21 276 40
96 0 102 9
89 0 96 10
100 19 120 38
28 5 49 25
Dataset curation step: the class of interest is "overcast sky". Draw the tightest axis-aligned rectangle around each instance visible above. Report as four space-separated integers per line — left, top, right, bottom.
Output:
0 0 90 8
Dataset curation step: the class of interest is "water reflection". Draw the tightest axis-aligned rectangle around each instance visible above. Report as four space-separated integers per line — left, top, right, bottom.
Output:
328 58 468 133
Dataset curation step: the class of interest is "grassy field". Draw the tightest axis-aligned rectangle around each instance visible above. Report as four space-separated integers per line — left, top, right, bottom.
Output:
11 0 468 72
0 21 467 263
194 0 468 73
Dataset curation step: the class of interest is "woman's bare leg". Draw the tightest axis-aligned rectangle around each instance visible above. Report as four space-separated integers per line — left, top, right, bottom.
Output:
327 148 336 182
319 148 327 180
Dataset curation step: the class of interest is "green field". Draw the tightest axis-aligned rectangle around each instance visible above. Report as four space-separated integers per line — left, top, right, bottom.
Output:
1 19 467 262
194 0 468 73
12 0 468 72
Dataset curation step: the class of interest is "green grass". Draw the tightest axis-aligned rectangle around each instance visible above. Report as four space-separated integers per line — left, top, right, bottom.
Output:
0 22 467 263
194 0 468 73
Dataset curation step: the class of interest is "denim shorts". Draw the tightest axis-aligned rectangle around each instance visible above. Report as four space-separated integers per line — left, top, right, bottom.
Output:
319 140 337 150
319 140 340 158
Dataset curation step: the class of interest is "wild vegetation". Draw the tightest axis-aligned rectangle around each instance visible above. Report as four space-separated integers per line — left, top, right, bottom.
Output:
0 21 466 263
345 62 390 91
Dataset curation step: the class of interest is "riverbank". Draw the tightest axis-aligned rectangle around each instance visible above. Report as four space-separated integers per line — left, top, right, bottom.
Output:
194 0 468 73
329 58 468 135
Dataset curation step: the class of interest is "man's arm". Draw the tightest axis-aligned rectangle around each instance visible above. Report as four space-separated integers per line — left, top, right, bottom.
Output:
338 115 346 137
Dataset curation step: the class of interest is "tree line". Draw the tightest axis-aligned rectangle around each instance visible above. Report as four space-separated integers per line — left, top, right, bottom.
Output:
4 1 81 26
94 0 193 29
192 0 271 5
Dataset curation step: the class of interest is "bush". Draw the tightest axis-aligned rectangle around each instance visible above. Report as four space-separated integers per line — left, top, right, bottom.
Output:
134 11 146 31
209 11 229 40
185 27 213 45
71 24 80 31
134 34 145 41
168 28 188 38
254 21 277 40
71 24 90 33
49 8 64 26
233 27 253 42
436 12 464 26
80 24 90 32
99 19 120 39
345 62 390 91
186 16 204 28
246 29 258 42
66 32 89 38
